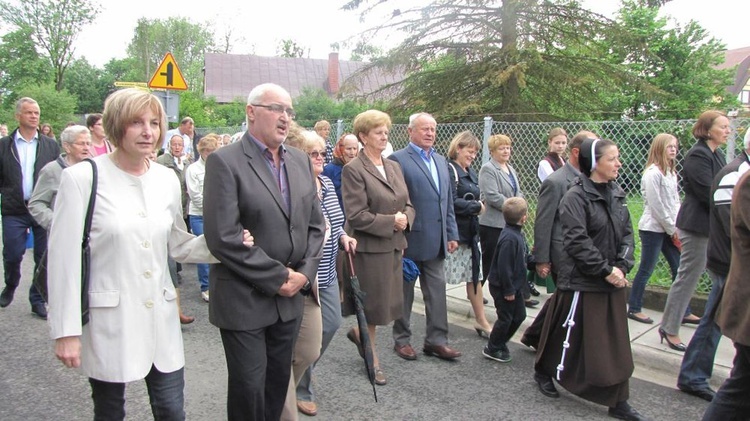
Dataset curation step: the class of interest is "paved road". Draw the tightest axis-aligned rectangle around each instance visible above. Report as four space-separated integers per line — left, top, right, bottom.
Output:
0 256 711 420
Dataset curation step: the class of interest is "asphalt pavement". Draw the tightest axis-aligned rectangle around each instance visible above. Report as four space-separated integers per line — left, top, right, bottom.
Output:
0 253 719 420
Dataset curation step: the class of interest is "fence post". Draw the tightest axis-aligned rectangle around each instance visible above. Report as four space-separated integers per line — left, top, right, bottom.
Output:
336 119 344 142
727 113 739 162
482 116 493 164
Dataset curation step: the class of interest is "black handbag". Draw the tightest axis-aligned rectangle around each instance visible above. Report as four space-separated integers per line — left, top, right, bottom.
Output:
32 158 97 325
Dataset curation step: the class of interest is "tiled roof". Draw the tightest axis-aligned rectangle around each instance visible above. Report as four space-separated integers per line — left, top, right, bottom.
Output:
203 53 404 103
719 46 750 95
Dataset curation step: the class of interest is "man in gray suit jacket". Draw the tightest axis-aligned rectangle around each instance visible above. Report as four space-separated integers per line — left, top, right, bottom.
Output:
389 112 461 361
521 131 590 350
203 83 325 420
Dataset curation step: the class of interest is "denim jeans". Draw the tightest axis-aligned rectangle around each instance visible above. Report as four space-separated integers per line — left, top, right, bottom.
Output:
678 270 726 391
702 343 750 420
89 366 185 421
628 230 683 314
2 214 46 306
189 215 209 292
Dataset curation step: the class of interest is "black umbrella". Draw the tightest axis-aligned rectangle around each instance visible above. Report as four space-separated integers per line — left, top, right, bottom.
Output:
346 251 378 402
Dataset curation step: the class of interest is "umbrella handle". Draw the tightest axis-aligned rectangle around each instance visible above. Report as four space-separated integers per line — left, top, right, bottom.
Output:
347 250 356 277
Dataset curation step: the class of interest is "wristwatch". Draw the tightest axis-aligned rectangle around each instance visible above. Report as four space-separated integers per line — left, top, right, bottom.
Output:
300 279 312 295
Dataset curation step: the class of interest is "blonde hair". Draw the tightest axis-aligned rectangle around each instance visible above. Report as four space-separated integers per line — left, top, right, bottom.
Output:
197 134 220 154
301 131 326 153
547 127 567 152
284 120 305 149
645 133 678 175
488 134 512 152
447 131 481 160
502 197 528 225
102 89 166 149
353 110 391 144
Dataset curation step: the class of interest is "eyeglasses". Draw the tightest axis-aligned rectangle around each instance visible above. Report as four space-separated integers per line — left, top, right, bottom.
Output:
252 103 296 119
71 141 92 147
308 151 327 159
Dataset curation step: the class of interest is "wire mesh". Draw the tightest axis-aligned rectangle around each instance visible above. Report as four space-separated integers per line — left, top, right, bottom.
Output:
200 116 750 295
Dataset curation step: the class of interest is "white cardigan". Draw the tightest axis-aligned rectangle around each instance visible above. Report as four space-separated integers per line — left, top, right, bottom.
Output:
638 164 681 235
185 157 205 216
47 155 216 383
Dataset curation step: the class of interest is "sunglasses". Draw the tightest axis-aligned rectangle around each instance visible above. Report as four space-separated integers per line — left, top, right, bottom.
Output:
309 151 327 159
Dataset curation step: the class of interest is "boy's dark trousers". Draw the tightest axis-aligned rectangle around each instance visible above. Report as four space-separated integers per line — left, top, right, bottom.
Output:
487 286 526 352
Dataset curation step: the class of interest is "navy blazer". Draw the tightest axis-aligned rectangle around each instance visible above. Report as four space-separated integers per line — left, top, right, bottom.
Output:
389 145 458 261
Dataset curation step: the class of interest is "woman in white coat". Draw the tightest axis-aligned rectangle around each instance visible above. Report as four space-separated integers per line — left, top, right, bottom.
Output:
48 89 251 420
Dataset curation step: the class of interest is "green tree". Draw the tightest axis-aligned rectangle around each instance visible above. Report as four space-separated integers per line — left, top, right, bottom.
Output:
277 39 308 58
343 0 639 121
293 87 390 127
126 17 215 92
349 40 383 62
0 0 100 91
0 27 53 104
605 0 737 119
16 82 78 130
102 57 143 83
62 57 112 114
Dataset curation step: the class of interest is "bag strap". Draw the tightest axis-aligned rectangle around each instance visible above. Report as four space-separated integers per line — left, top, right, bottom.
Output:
448 161 459 189
80 159 97 325
82 158 97 249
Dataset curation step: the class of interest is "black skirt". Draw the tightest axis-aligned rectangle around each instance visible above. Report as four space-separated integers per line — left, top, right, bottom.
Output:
535 288 634 407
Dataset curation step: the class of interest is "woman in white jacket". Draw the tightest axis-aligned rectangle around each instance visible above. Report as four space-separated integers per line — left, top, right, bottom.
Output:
185 134 220 302
627 133 684 324
48 89 251 420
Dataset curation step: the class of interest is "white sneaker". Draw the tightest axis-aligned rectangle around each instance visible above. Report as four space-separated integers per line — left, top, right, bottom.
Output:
201 291 209 302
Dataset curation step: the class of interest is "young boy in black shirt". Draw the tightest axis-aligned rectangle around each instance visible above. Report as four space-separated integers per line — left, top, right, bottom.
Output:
483 197 532 363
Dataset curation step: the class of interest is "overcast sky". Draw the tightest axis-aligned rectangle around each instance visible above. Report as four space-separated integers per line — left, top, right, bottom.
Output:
71 0 750 68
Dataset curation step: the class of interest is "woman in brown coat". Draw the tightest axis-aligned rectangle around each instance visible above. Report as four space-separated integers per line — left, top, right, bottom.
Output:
342 109 415 386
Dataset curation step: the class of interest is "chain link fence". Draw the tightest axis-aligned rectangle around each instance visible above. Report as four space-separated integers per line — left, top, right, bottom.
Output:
200 116 750 295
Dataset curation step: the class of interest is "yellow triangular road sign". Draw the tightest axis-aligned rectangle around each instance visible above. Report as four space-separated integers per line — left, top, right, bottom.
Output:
148 52 188 90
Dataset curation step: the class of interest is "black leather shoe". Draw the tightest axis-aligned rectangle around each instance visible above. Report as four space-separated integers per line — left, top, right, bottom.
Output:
529 282 541 297
0 287 16 308
525 299 539 308
608 401 650 421
31 303 47 320
679 386 715 402
533 372 559 398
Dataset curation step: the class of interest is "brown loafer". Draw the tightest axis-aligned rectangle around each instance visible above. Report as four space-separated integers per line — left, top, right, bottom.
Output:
179 314 195 324
394 344 418 360
423 343 462 360
296 400 317 416
374 368 387 385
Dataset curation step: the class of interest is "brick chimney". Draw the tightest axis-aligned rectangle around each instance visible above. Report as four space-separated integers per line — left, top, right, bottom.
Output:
327 52 340 96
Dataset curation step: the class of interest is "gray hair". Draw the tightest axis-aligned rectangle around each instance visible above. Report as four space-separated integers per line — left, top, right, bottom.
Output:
408 112 435 129
15 97 39 114
246 83 289 106
60 125 90 144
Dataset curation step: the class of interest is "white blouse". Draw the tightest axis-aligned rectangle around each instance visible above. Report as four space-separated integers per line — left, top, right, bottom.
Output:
638 164 681 235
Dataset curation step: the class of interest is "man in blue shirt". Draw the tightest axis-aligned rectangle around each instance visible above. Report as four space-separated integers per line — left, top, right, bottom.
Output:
389 112 462 361
0 98 60 318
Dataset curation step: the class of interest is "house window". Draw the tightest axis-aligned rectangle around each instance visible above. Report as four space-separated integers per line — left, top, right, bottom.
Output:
740 90 750 105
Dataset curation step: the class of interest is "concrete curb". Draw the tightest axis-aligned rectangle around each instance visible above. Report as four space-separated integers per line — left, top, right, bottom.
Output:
415 288 730 390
